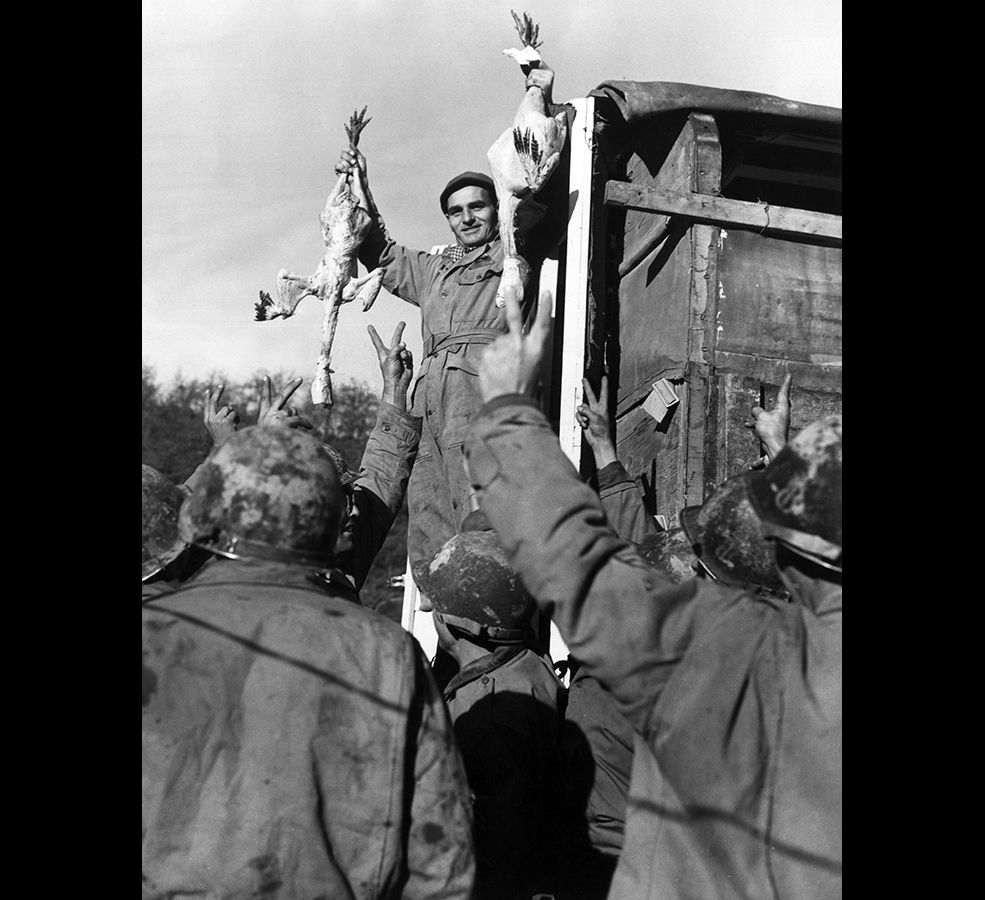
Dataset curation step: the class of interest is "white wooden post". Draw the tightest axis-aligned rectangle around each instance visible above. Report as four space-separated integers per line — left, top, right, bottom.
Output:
547 95 596 671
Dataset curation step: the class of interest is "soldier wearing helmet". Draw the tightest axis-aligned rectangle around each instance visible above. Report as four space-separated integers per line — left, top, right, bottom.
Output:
141 464 188 585
415 508 564 900
179 322 422 606
143 425 475 899
141 465 214 599
467 286 842 900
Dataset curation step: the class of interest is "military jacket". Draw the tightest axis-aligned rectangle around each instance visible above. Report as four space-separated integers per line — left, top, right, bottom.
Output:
466 397 842 900
442 645 564 899
142 558 475 899
358 229 538 412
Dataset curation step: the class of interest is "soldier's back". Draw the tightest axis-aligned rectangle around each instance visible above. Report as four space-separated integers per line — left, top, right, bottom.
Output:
143 558 432 900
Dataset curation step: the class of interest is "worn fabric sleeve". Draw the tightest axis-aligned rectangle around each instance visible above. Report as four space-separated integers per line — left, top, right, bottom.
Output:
358 224 433 308
465 402 731 735
597 460 660 545
403 643 476 899
180 458 211 497
338 401 422 591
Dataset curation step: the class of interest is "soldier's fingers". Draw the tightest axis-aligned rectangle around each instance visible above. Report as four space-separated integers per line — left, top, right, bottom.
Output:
532 290 553 342
212 384 225 411
599 374 609 405
274 377 303 410
367 324 385 356
750 406 765 418
581 377 599 408
503 284 524 340
262 375 273 408
390 321 406 348
776 373 793 409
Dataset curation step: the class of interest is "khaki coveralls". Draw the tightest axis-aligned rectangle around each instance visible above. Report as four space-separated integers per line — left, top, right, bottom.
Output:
358 229 535 573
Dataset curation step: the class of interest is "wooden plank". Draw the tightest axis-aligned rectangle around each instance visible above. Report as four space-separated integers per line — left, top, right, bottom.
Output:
605 182 842 243
715 229 842 363
680 114 722 510
713 351 841 392
618 113 720 277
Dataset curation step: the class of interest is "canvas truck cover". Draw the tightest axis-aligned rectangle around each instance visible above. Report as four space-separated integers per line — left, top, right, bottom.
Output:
577 80 841 523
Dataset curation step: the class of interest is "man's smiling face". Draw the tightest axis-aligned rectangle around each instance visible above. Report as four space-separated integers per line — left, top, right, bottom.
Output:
445 186 498 248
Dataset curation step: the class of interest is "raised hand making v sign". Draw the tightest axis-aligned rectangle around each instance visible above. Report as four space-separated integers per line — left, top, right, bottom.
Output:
477 283 554 403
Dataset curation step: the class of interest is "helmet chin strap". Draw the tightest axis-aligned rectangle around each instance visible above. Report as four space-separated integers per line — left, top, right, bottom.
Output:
438 612 527 646
775 538 842 574
191 535 335 570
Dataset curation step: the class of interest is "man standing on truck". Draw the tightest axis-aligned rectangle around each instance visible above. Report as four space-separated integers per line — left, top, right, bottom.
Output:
465 285 842 899
334 65 560 581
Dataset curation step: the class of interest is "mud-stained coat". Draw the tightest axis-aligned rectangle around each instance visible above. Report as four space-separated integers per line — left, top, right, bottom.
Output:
357 229 536 571
465 396 842 900
142 558 475 899
557 460 655 896
440 645 565 899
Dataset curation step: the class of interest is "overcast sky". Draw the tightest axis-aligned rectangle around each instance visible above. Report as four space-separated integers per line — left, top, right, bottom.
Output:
142 0 841 396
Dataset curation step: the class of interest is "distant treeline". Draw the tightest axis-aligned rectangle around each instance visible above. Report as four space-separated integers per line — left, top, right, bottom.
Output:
142 363 408 622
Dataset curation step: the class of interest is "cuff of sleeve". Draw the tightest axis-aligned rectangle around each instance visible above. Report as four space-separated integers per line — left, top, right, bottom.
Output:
378 400 422 434
477 393 540 419
597 460 632 491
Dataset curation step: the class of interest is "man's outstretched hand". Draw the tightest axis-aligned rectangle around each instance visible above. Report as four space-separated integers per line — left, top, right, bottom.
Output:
575 373 618 469
203 384 239 446
745 373 792 467
368 321 414 409
478 285 553 402
257 375 314 431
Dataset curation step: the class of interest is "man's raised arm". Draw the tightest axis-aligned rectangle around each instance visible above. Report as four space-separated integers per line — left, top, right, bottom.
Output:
336 148 433 306
334 322 422 590
464 288 725 733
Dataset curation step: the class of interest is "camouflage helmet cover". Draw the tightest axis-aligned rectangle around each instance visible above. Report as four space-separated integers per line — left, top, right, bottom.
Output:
142 465 190 581
635 527 700 584
415 515 535 644
747 415 842 566
178 426 345 567
680 476 788 594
